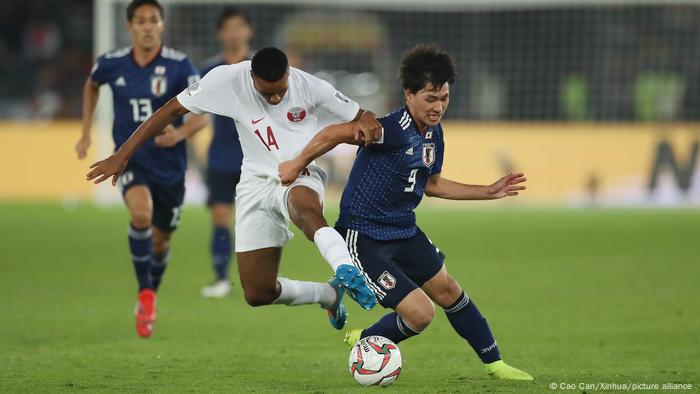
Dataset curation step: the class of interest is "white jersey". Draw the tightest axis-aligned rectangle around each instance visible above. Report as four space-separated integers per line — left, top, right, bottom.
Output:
176 61 359 178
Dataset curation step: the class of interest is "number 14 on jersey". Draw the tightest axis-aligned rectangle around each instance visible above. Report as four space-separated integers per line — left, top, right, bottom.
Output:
254 126 280 151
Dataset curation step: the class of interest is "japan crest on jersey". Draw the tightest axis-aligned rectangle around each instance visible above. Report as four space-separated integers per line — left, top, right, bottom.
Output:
422 143 436 166
151 75 167 97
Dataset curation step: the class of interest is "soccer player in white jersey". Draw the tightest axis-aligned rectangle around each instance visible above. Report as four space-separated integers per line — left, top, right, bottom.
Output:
87 47 381 329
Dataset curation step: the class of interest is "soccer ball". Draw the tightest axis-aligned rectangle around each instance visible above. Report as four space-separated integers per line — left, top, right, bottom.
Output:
348 336 402 386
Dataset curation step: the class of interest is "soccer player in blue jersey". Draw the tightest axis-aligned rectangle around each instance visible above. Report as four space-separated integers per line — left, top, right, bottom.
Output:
196 8 252 298
279 45 533 380
75 0 207 338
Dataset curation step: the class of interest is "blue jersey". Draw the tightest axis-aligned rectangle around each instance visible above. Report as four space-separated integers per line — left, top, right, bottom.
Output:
90 46 200 184
337 107 445 240
201 55 244 174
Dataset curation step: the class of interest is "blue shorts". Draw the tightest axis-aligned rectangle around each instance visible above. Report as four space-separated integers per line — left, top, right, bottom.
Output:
336 227 445 309
119 163 185 233
206 168 241 206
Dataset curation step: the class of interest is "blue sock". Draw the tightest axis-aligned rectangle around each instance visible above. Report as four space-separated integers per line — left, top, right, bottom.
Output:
211 226 231 280
150 250 170 292
444 292 501 363
128 224 152 291
361 312 421 344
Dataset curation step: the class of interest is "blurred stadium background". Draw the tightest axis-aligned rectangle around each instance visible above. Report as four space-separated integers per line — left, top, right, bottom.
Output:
2 0 699 206
1 0 698 392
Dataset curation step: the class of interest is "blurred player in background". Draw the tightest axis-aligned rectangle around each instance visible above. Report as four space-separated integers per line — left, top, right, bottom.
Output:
196 8 253 298
279 45 533 380
87 47 382 330
76 0 207 337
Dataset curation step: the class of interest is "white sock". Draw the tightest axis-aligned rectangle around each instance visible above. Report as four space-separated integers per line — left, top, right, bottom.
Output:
273 277 337 308
314 227 353 272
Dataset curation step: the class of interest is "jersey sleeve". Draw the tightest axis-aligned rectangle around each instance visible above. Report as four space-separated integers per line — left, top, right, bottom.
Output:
430 127 445 175
176 65 233 117
89 55 110 85
308 75 360 122
366 114 404 152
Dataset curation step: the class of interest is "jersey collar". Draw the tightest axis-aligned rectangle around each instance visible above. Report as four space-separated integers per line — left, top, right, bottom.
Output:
130 45 162 68
403 105 435 136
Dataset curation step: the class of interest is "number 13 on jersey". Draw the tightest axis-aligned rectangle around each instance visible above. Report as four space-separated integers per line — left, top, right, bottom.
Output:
254 126 280 151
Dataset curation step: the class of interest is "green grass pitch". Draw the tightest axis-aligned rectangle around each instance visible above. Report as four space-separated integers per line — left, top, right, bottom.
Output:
0 202 698 392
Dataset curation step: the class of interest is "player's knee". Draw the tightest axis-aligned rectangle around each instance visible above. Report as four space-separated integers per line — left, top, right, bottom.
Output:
404 302 435 332
243 288 277 307
130 211 152 228
211 204 232 227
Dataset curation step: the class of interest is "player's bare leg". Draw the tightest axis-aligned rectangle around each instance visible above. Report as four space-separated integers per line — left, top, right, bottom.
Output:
237 247 283 307
236 247 346 328
202 203 233 297
422 267 533 380
124 185 153 229
287 186 377 310
286 186 328 241
211 204 233 229
124 186 156 338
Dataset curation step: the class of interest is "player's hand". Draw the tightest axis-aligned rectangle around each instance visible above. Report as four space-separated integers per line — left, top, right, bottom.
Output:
356 111 382 147
487 173 527 199
86 154 128 186
350 122 365 144
75 135 91 160
278 159 304 186
154 125 182 148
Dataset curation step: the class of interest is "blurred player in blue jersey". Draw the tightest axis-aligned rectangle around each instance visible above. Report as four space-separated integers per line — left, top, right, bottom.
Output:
75 0 207 338
198 8 252 298
279 45 533 380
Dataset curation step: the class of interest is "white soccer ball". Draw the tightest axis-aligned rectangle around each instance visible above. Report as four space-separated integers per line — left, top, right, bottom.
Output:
348 336 402 386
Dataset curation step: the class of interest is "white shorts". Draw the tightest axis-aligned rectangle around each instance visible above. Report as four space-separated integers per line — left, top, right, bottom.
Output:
234 167 327 252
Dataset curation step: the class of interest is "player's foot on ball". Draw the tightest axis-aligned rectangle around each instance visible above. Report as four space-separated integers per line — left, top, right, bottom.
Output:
331 264 377 310
135 288 156 338
326 280 347 330
344 328 362 349
201 280 231 298
485 360 534 381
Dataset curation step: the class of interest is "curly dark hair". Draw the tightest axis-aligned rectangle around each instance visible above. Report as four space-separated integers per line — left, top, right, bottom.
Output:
398 44 456 93
251 47 289 82
126 0 163 22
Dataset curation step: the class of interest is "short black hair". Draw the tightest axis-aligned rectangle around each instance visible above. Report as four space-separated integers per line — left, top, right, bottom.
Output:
251 47 289 82
126 0 164 22
217 7 252 30
398 44 456 93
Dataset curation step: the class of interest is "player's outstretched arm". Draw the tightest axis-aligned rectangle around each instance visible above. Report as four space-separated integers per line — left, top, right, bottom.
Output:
86 97 190 185
154 114 208 148
278 122 363 185
76 78 100 160
425 173 527 200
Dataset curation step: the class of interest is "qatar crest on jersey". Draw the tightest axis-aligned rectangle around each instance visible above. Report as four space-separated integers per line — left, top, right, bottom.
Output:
287 106 307 123
422 143 436 166
151 75 167 97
